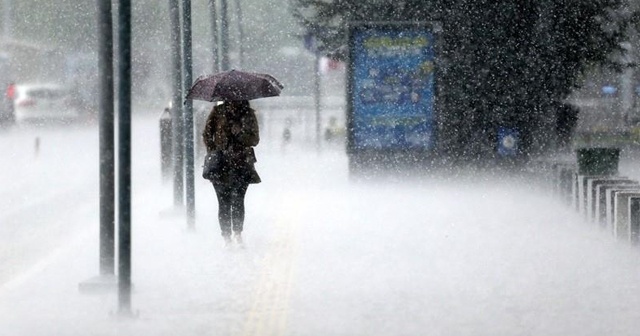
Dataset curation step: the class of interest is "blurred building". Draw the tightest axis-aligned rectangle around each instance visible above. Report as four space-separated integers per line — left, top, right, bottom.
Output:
0 39 64 84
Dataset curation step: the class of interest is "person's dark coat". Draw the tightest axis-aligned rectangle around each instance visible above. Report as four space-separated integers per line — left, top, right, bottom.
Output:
202 102 261 185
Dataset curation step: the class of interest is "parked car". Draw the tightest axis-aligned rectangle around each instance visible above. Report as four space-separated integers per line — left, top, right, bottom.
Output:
13 83 79 123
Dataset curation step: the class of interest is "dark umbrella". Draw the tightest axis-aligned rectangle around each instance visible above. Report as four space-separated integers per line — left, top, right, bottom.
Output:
185 69 284 102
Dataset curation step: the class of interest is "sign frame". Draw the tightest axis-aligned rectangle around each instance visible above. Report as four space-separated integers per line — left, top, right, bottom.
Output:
346 21 440 171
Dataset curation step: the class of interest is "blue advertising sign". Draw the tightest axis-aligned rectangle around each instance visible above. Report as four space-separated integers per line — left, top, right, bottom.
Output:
349 24 435 150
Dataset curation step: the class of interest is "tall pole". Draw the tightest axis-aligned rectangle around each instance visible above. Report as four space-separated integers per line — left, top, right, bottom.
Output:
169 0 184 207
208 0 219 72
182 0 195 229
537 0 559 149
621 4 636 124
2 0 12 41
314 53 321 151
98 0 115 277
621 44 634 124
220 0 230 70
234 0 244 68
117 0 133 315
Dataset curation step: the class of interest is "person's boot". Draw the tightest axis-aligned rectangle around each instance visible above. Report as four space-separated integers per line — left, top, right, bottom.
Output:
234 232 244 247
223 235 232 247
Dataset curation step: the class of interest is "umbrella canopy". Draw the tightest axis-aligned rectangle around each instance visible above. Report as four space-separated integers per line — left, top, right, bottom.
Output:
185 69 284 102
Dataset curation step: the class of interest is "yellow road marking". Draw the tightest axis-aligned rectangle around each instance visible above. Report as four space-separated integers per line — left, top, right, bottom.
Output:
241 193 303 336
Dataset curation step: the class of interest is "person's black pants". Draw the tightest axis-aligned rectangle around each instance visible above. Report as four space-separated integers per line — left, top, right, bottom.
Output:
213 182 249 237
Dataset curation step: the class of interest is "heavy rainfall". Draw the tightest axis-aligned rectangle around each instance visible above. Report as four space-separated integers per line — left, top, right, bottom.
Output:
3 0 640 335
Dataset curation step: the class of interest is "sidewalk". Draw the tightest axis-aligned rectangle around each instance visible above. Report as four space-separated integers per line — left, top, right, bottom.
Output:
4 146 640 336
0 146 347 336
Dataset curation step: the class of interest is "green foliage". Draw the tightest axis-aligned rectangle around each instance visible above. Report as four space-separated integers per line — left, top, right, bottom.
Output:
291 0 635 160
291 0 439 51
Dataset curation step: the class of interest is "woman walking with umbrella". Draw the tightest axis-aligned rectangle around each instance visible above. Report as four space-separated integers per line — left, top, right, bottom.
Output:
187 70 283 246
202 100 260 245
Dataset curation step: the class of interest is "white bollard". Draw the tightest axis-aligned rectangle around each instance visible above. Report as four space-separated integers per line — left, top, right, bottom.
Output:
629 197 640 244
614 191 640 242
586 178 631 224
596 181 639 226
607 186 640 235
577 175 601 216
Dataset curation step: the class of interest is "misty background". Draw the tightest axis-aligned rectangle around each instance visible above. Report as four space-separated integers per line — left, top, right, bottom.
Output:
0 0 327 112
3 0 640 163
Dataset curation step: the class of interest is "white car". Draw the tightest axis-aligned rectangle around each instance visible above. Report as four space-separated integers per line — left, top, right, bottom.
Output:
13 84 79 123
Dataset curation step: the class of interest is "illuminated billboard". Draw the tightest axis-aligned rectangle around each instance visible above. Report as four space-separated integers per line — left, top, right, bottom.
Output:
348 23 436 151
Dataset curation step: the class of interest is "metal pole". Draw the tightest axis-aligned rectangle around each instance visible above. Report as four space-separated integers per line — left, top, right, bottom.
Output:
234 0 244 68
117 0 133 315
182 0 195 229
208 0 219 72
620 24 636 124
98 0 115 277
169 0 184 207
314 53 321 151
220 0 230 70
621 53 634 123
2 0 12 40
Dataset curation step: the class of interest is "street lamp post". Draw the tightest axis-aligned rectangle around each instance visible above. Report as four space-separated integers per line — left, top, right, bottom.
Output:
97 0 115 278
78 0 117 295
208 0 219 72
220 0 230 70
182 0 195 229
169 0 184 207
234 0 244 68
117 0 133 315
2 0 12 40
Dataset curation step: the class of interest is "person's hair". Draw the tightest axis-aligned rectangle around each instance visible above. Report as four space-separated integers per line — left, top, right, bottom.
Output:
224 100 251 121
228 100 250 111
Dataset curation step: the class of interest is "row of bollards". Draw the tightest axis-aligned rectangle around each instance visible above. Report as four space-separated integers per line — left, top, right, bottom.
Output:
548 147 640 244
